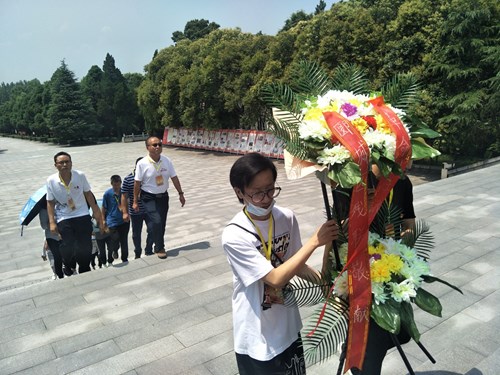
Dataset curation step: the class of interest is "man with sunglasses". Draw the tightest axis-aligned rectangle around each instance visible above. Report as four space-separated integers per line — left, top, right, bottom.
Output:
133 136 185 259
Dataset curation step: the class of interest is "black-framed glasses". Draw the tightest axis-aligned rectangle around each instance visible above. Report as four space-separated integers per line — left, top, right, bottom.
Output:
149 143 162 147
245 186 281 203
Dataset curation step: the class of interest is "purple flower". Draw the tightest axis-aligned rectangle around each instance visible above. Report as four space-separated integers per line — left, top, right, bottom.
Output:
372 253 382 261
341 102 357 117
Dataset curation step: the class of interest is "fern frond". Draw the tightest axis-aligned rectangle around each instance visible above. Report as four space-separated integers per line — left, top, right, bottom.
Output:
331 63 369 94
290 60 333 96
284 273 331 307
260 83 303 115
267 109 310 160
402 220 434 260
381 73 420 112
302 297 349 365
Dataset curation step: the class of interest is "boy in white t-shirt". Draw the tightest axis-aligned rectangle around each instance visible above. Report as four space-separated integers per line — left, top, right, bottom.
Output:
222 153 339 375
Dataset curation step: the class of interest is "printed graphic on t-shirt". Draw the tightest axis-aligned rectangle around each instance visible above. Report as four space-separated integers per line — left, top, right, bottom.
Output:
258 231 290 309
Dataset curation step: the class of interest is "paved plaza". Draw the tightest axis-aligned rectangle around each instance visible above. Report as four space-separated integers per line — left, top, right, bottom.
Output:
0 136 499 374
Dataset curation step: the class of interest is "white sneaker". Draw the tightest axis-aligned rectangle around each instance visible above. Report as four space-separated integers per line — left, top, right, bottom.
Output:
52 273 57 280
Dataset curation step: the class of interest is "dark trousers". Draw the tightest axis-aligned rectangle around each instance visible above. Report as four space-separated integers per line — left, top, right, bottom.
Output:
141 191 169 252
96 236 110 266
108 222 130 261
130 213 153 256
351 320 411 375
236 335 306 375
46 238 64 278
57 215 93 274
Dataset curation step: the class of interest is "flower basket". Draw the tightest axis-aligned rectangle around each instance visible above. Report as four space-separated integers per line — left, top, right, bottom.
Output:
261 61 459 373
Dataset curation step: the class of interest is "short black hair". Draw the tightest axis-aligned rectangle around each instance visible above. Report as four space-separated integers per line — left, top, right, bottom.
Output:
145 136 160 146
110 175 121 183
54 151 71 163
229 153 277 204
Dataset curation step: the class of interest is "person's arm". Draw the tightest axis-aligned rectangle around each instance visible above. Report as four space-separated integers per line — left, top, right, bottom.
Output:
84 190 104 232
133 180 141 213
401 217 416 237
171 176 185 207
47 199 59 236
262 219 339 289
121 191 130 222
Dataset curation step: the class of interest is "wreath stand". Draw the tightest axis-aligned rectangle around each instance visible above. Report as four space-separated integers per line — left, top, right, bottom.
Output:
320 181 436 375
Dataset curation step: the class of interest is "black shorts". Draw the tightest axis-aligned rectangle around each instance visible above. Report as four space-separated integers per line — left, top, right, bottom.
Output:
235 334 306 375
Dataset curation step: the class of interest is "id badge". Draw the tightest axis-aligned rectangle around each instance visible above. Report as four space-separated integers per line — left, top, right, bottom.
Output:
67 197 76 210
155 175 164 186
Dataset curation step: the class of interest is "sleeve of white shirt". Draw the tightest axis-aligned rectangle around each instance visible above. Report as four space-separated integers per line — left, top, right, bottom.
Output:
81 172 91 192
222 231 273 288
164 157 177 178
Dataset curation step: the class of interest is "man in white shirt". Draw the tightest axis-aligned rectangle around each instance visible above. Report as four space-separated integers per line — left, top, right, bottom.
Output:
133 136 185 259
46 151 104 274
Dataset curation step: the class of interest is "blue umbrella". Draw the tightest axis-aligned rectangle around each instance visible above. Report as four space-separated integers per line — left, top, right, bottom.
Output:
19 185 47 226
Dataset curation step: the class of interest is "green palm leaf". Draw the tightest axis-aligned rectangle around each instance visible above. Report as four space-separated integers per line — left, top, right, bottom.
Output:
381 72 420 112
302 297 349 365
401 220 434 261
289 60 333 97
331 63 369 94
260 82 303 115
284 272 332 307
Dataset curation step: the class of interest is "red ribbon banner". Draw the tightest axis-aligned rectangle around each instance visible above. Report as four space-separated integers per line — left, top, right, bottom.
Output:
323 111 372 373
367 97 412 223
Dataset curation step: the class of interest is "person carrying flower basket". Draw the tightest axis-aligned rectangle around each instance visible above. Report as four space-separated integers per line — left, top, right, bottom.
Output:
260 61 460 375
222 152 340 375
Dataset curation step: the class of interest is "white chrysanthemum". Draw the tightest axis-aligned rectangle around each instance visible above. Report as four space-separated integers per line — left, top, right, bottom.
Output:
298 120 330 141
317 90 339 108
398 245 418 263
333 272 349 298
400 257 430 287
368 231 381 245
377 237 403 255
389 279 417 302
372 282 389 305
317 145 351 165
363 130 396 154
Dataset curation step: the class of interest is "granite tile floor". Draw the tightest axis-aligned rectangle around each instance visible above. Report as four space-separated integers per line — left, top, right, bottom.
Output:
0 137 498 374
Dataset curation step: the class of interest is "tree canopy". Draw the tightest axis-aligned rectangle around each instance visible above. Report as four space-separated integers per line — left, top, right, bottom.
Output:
1 0 498 158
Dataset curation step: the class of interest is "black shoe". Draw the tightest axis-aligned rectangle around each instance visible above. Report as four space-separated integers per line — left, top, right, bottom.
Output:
145 252 153 256
134 254 141 259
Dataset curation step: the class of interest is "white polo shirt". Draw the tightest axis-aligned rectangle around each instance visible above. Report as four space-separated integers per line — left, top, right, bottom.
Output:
135 154 177 194
46 169 91 223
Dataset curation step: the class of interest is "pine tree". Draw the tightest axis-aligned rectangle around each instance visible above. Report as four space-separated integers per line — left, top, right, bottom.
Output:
47 60 98 144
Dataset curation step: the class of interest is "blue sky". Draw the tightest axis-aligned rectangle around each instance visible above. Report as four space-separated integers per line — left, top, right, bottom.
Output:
0 0 336 84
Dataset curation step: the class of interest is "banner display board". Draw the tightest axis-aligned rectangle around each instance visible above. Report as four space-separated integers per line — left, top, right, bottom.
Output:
163 127 283 159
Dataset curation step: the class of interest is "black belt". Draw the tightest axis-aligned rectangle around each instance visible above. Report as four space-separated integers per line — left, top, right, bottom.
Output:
141 190 168 199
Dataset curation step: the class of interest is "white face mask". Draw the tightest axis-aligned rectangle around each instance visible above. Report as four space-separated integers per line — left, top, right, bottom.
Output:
246 200 275 217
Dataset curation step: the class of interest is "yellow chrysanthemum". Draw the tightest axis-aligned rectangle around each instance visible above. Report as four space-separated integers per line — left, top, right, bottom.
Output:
374 114 392 134
351 117 369 134
382 253 404 273
371 261 392 283
304 107 324 121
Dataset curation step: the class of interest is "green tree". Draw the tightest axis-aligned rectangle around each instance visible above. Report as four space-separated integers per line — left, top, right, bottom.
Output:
99 53 138 137
425 0 500 158
171 19 220 43
315 0 327 14
279 11 313 33
47 60 99 144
